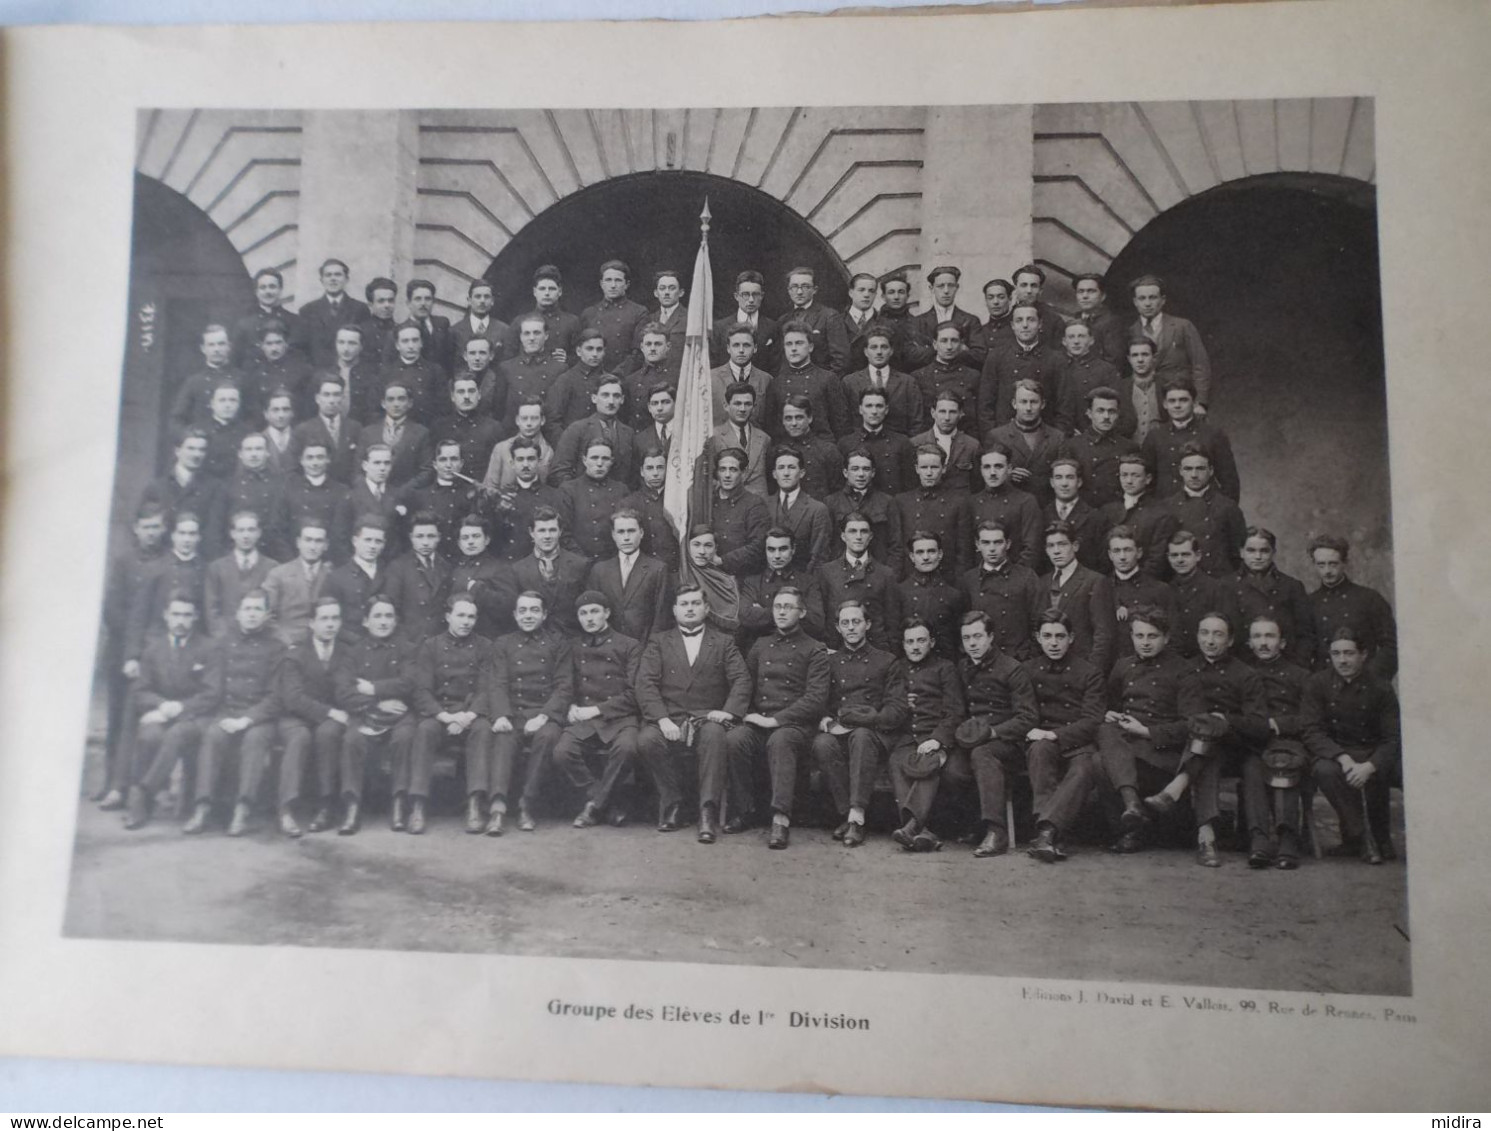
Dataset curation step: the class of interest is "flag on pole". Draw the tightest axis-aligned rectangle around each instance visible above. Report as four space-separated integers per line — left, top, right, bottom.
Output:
663 199 715 546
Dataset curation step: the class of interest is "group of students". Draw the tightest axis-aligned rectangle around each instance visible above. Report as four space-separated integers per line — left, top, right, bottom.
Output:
94 255 1401 866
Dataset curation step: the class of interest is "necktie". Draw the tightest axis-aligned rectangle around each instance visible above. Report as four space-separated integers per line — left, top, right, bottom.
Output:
1144 317 1157 341
621 555 633 587
538 556 555 582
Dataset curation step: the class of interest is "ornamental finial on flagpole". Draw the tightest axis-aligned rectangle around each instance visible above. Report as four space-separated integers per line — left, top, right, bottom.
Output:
700 198 711 239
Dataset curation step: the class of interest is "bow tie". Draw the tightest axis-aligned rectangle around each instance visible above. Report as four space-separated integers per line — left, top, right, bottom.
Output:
679 627 705 638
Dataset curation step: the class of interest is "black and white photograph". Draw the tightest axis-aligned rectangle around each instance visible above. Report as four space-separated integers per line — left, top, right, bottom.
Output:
64 97 1405 996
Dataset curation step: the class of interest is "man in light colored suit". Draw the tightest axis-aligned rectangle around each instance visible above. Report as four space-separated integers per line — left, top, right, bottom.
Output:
1129 274 1213 413
583 509 672 646
262 521 332 646
710 322 772 426
708 382 771 497
634 584 754 843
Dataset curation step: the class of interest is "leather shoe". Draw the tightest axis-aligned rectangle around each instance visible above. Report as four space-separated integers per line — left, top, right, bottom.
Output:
768 822 790 850
466 795 486 834
407 798 427 835
228 801 253 838
390 794 407 832
910 829 942 853
1247 834 1275 869
1276 851 1299 870
485 810 505 837
278 807 302 838
609 809 628 827
123 786 150 830
722 812 752 835
698 806 718 844
656 803 683 832
574 801 601 829
1108 830 1144 854
338 801 361 836
843 821 866 848
97 789 125 812
891 819 919 850
1120 803 1148 832
831 821 850 842
518 806 536 832
1197 841 1222 868
307 806 334 834
182 801 210 835
973 828 1008 858
1027 825 1065 863
1143 792 1176 817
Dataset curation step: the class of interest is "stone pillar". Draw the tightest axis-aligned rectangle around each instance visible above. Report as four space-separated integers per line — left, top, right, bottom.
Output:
294 111 419 314
917 105 1034 310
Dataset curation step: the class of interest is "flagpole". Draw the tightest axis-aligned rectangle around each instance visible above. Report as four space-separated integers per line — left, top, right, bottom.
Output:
662 200 716 556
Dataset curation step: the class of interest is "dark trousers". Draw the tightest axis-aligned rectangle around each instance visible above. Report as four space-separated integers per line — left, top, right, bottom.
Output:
340 719 417 801
133 718 205 795
725 724 812 818
1094 722 1221 827
1033 748 1099 833
888 739 946 824
637 720 730 812
1312 750 1394 846
945 739 1021 830
810 727 887 814
196 718 278 805
553 725 637 809
280 717 346 807
490 721 562 807
410 717 493 799
1027 739 1095 822
1240 750 1302 838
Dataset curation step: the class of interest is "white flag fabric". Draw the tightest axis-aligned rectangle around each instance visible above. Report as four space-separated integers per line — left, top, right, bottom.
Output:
662 209 715 545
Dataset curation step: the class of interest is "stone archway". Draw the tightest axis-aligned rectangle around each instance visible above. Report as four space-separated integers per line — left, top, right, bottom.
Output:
481 170 853 324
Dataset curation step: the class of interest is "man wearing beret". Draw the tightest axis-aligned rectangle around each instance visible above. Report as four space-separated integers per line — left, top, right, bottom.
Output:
811 600 909 848
635 585 754 843
725 587 832 849
952 609 1040 858
555 591 643 830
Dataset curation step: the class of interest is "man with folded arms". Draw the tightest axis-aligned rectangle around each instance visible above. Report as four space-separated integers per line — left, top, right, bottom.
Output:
725 587 832 849
812 600 909 848
635 585 753 844
556 590 642 831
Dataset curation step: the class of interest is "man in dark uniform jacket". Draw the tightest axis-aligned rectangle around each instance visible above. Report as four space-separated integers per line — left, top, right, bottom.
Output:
169 324 243 436
1165 530 1241 658
635 584 754 843
448 515 506 637
1053 323 1130 436
528 265 583 365
839 391 915 497
970 445 1043 571
912 325 982 438
204 509 278 638
1102 454 1178 578
243 320 315 420
912 391 981 496
200 384 252 483
1141 381 1240 501
710 270 778 371
1306 534 1398 681
122 591 219 831
584 509 671 646
783 267 851 375
399 279 453 374
1302 627 1402 862
620 450 680 575
360 277 400 368
493 506 591 637
1232 527 1317 664
582 260 649 373
432 374 503 483
739 530 828 648
763 322 847 440
408 593 494 835
819 513 904 653
1043 520 1116 674
1044 458 1111 574
1070 273 1129 364
322 517 389 645
1098 525 1176 640
184 589 287 837
724 587 832 848
1165 443 1247 577
377 323 447 426
842 326 923 438
708 449 771 578
1089 605 1207 857
231 268 305 369
954 610 1040 858
97 505 168 808
979 305 1065 430
324 324 382 426
911 266 987 369
1010 265 1069 351
399 441 478 559
485 590 573 833
985 379 1066 511
545 329 613 437
382 513 452 644
866 273 927 370
710 324 773 428
551 375 636 487
1061 388 1140 511
275 444 352 567
555 591 642 829
489 437 562 563
771 396 843 499
224 435 289 561
140 429 227 557
277 596 351 837
125 511 209 672
555 439 630 562
620 326 674 433
449 280 510 367
347 445 405 557
978 277 1015 358
888 617 965 852
1240 614 1314 868
297 258 371 371
811 599 909 847
1024 609 1106 863
899 532 968 660
625 270 687 383
332 595 417 835
960 520 1043 661
896 445 973 582
497 316 566 438
1143 612 1269 867
839 272 881 373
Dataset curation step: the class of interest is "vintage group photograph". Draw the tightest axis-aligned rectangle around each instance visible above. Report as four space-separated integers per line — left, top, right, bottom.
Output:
65 99 1405 995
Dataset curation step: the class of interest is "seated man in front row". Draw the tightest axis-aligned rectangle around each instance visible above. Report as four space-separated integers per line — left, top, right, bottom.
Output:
725 587 831 849
811 599 909 848
332 595 417 836
634 584 753 844
888 616 965 853
1239 614 1313 869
